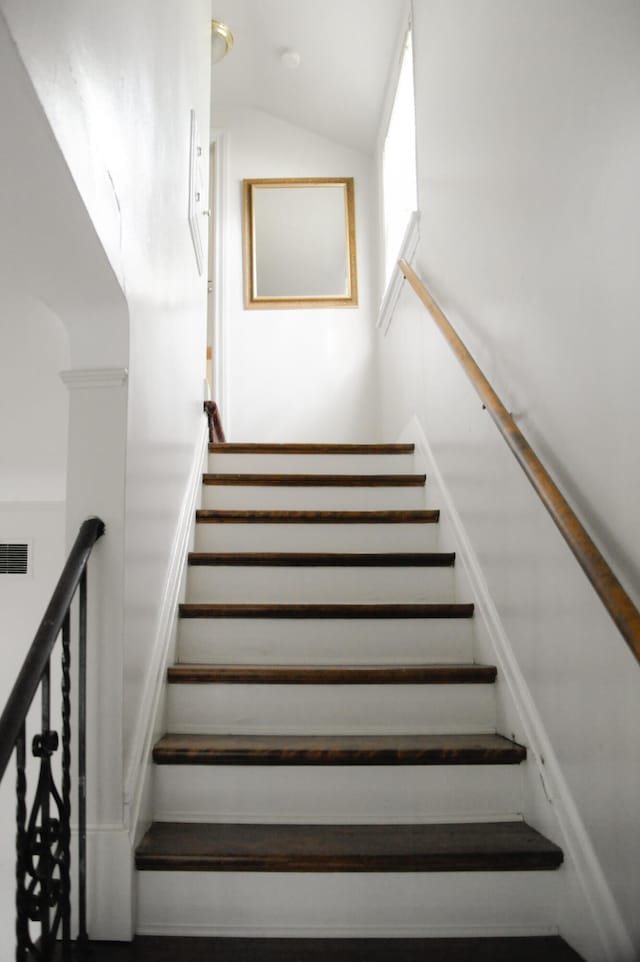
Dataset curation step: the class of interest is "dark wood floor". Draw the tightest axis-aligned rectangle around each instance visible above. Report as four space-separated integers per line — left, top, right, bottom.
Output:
80 936 586 961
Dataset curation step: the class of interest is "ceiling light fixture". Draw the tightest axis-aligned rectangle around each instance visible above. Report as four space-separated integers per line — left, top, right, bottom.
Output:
280 49 301 70
211 19 234 64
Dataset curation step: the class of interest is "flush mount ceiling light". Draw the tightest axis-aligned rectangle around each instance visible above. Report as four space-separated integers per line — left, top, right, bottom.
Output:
211 19 234 64
281 49 302 70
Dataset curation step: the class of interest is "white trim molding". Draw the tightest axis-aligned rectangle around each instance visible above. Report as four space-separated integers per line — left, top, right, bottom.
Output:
377 211 420 335
60 367 128 390
210 129 230 431
124 419 209 839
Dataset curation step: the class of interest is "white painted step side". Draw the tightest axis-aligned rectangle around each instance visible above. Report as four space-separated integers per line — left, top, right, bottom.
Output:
194 523 440 553
153 764 524 825
166 684 495 735
201 486 426 511
185 566 456 604
208 453 417 474
177 617 474 665
136 870 559 937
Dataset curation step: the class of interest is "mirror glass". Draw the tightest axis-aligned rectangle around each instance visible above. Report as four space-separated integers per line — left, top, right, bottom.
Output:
243 178 358 309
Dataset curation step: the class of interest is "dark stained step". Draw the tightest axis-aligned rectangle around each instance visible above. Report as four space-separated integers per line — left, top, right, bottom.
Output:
188 551 455 567
209 443 415 455
70 935 586 962
153 732 526 766
202 473 426 486
196 509 440 524
166 664 495 684
179 603 474 619
135 821 563 872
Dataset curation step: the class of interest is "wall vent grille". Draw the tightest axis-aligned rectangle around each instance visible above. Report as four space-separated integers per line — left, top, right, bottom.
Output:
0 543 29 575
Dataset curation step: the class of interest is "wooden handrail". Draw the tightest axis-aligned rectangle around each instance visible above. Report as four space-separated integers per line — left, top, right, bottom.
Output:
204 400 226 443
399 258 640 665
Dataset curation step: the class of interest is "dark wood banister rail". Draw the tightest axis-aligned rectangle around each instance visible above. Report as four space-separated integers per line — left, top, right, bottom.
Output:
0 517 105 778
204 400 226 444
399 258 640 665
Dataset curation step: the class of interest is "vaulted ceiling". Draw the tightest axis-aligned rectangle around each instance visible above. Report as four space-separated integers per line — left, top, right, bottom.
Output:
210 0 408 155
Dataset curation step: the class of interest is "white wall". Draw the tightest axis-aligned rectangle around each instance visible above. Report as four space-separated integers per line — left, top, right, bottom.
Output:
378 1 640 957
0 0 212 937
0 294 69 501
213 107 380 441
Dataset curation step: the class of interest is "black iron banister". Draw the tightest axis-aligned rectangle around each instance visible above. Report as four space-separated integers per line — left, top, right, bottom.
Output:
0 515 105 961
0 518 104 779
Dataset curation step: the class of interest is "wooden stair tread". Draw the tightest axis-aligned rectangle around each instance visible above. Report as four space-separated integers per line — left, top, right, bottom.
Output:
79 935 586 961
153 732 526 765
203 473 426 487
188 551 455 567
167 664 496 684
135 821 563 872
209 443 415 454
179 603 474 619
195 509 440 524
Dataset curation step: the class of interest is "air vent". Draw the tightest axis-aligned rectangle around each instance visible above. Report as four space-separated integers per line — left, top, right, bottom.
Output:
0 543 29 575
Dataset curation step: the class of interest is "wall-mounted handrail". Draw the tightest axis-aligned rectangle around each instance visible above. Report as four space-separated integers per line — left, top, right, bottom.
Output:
399 258 640 665
0 515 105 959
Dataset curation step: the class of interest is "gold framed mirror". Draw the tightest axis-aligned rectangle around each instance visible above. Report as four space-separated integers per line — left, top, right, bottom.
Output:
243 177 358 310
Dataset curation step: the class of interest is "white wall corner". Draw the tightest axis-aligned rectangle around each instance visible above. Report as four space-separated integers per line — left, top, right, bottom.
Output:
398 412 635 962
377 210 420 335
124 419 209 840
60 368 129 390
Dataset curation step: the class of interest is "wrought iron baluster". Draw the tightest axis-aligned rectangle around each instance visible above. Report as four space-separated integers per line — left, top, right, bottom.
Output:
78 568 88 949
40 662 51 954
61 610 72 959
26 666 64 960
16 724 27 961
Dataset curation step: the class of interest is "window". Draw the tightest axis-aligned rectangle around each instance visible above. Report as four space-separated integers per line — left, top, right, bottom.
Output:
382 26 418 288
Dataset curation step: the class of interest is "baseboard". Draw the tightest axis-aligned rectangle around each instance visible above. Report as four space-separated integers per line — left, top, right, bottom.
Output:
136 921 556 939
401 414 635 962
124 421 208 838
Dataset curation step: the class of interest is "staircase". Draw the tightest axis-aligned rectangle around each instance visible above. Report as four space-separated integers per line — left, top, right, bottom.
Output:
134 441 584 961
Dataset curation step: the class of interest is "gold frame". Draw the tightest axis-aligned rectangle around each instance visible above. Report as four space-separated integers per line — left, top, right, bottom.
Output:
242 177 358 310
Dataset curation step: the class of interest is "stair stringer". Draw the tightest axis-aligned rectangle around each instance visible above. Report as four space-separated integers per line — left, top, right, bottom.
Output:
401 413 634 962
124 421 209 851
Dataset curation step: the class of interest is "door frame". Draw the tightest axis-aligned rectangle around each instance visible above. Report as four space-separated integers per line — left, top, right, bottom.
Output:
208 130 230 431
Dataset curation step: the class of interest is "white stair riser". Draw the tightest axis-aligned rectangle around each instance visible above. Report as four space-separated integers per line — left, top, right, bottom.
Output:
201 486 426 511
194 523 440 553
186 566 456 604
177 617 474 665
137 870 559 937
153 764 524 824
166 684 496 735
208 453 417 474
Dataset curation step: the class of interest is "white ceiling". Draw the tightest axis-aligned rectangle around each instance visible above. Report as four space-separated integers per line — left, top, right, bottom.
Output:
210 0 408 155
